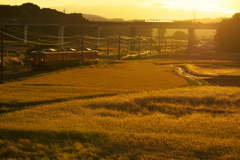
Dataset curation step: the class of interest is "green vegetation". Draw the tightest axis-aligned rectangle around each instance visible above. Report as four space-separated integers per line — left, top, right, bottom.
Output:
0 59 240 159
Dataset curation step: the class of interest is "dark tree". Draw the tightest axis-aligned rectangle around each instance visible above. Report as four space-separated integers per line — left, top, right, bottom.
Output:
172 31 188 40
156 28 166 38
0 3 90 39
215 13 240 52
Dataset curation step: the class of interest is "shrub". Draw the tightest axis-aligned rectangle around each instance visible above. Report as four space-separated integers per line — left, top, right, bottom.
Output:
80 58 100 65
3 57 24 70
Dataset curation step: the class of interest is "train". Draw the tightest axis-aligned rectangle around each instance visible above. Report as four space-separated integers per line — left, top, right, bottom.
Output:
30 48 99 70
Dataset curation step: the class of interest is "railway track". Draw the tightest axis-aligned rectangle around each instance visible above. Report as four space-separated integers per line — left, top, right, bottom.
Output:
2 68 61 82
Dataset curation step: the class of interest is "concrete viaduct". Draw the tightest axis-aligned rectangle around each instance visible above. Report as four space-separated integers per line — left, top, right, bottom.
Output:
1 18 220 51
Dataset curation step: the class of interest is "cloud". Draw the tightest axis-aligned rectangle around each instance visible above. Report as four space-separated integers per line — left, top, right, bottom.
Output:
201 8 239 15
138 1 183 9
138 1 239 17
198 4 239 15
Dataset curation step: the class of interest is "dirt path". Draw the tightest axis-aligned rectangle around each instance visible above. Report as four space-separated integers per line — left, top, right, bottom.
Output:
171 65 204 85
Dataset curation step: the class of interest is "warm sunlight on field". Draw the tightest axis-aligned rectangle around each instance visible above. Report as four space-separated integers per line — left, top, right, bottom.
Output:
2 0 240 159
1 58 240 159
181 62 240 77
0 60 187 104
1 86 240 159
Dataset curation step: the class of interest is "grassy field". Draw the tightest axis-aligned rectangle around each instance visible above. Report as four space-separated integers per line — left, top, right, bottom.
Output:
181 62 240 77
0 58 240 159
0 60 187 113
1 86 240 159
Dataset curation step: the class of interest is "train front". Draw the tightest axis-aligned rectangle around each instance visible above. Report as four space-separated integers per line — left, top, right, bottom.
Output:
30 50 46 70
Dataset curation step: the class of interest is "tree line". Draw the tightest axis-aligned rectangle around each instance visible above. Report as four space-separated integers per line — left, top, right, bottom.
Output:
0 3 95 37
0 3 157 39
0 3 86 20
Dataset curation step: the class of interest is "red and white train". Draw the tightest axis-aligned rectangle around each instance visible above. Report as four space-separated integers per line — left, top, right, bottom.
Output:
30 48 99 70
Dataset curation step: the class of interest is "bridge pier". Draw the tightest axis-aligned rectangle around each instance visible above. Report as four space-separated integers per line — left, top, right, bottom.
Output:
58 26 65 49
23 25 28 44
187 28 195 53
94 26 101 49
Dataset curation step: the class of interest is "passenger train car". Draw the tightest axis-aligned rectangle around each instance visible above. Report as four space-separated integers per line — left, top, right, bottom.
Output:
30 48 99 70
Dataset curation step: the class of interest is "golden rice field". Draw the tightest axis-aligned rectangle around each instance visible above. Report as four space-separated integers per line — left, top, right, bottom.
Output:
0 59 240 159
1 86 240 159
0 60 187 106
181 63 240 77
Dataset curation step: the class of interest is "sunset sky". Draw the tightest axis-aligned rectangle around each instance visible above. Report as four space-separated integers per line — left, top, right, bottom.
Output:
1 0 239 20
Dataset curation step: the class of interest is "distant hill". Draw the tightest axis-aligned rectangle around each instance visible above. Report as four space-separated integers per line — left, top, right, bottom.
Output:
83 13 225 22
0 3 87 22
83 14 124 21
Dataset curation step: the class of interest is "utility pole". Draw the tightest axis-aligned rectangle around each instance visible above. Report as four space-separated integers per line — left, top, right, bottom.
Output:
138 36 141 57
164 37 167 53
0 24 4 84
118 35 121 60
81 34 84 53
150 36 152 57
194 10 196 23
158 35 161 55
106 35 109 57
80 34 84 63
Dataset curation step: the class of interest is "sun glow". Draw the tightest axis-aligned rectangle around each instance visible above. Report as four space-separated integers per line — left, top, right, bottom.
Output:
139 1 183 9
1 0 239 20
140 0 237 13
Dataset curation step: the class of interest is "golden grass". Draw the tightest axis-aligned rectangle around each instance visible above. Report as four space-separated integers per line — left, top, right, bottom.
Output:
1 59 240 159
0 86 240 159
180 62 240 77
201 66 240 76
0 60 187 104
181 64 218 77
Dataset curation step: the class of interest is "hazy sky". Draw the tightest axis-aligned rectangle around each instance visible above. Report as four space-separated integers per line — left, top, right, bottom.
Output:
1 0 239 20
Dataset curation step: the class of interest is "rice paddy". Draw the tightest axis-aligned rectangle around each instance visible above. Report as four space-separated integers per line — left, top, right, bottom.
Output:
0 58 240 159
